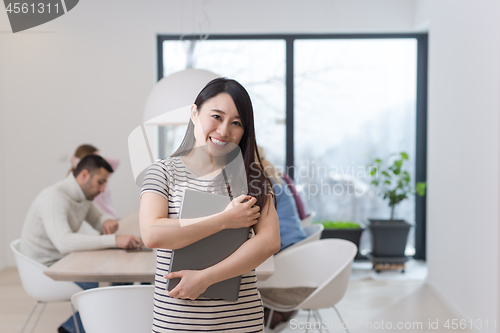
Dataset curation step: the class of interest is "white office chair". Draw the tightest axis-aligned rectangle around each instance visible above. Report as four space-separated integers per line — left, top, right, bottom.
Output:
10 239 83 333
277 223 324 255
71 285 155 333
258 239 357 333
300 212 316 228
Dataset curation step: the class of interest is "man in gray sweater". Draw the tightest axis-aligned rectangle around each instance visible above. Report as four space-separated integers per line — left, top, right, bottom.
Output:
21 154 141 265
20 154 142 333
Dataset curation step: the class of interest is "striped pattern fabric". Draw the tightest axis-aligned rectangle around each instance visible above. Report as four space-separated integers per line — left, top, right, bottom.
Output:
141 157 264 333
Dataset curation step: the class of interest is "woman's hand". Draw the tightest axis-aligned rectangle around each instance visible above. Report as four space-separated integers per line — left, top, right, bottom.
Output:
165 270 211 300
223 195 260 229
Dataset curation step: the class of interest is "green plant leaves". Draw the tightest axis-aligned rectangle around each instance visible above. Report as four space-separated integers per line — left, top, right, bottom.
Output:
415 182 427 196
316 220 361 229
368 151 427 218
403 171 410 183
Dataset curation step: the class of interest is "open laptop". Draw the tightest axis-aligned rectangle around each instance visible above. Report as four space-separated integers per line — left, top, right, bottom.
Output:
166 189 250 301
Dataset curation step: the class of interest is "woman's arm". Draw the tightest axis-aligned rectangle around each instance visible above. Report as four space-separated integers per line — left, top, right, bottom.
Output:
139 192 260 249
166 194 280 300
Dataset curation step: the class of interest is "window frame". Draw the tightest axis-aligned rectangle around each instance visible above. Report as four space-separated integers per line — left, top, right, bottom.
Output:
157 33 428 260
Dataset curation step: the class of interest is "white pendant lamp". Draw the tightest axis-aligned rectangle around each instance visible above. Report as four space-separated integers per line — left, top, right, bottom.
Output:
143 68 220 124
128 68 220 186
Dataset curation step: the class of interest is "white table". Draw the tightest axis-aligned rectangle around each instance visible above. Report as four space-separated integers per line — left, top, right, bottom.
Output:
44 248 274 283
47 210 275 283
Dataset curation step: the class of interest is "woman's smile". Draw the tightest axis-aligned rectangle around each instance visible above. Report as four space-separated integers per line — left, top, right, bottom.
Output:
209 136 229 147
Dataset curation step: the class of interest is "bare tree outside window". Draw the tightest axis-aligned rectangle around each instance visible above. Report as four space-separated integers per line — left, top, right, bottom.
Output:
161 40 286 167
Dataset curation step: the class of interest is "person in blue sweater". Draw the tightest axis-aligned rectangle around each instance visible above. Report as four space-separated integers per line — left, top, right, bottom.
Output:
258 147 308 328
258 146 307 251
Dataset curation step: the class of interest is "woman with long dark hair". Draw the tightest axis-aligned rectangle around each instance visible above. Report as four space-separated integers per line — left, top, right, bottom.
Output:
140 78 280 332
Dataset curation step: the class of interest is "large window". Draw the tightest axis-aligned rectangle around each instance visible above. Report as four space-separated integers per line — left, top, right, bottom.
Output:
294 39 418 255
157 34 427 259
160 39 286 167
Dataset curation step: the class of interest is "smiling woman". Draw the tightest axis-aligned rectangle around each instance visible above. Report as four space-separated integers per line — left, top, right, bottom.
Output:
190 93 244 160
139 78 280 332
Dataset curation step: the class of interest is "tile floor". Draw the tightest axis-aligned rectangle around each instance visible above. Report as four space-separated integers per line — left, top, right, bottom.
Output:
0 260 469 333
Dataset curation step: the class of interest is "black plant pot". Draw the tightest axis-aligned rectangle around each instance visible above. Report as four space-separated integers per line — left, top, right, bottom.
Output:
321 228 364 259
368 219 411 258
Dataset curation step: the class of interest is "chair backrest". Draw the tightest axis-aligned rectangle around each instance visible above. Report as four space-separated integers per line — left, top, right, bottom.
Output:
10 239 83 302
300 212 316 228
72 285 155 333
277 223 324 255
259 239 357 310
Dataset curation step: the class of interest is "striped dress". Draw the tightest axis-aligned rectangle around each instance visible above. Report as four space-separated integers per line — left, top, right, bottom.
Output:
141 156 264 333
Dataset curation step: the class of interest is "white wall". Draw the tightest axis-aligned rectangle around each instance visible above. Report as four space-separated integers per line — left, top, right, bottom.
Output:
0 0 417 270
419 0 500 331
0 34 6 269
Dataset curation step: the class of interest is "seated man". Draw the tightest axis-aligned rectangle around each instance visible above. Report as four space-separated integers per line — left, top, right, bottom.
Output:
20 154 141 333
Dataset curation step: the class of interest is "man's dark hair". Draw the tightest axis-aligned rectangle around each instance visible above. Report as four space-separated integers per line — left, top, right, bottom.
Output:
73 155 113 177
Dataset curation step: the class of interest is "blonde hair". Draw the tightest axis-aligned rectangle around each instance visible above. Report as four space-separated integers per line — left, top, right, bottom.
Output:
257 146 282 185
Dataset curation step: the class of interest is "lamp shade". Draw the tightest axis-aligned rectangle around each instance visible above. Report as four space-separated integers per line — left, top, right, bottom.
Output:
128 68 220 186
143 68 220 123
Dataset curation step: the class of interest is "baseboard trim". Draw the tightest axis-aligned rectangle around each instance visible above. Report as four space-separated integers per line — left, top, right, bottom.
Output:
426 280 482 333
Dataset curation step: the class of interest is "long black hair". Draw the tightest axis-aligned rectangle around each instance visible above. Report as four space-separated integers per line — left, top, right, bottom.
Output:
171 78 273 211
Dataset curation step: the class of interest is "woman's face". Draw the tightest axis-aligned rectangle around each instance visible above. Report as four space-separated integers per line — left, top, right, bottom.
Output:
191 93 244 158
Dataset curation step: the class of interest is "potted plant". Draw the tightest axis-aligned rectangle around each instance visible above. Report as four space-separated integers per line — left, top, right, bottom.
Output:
368 152 426 259
318 220 365 259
